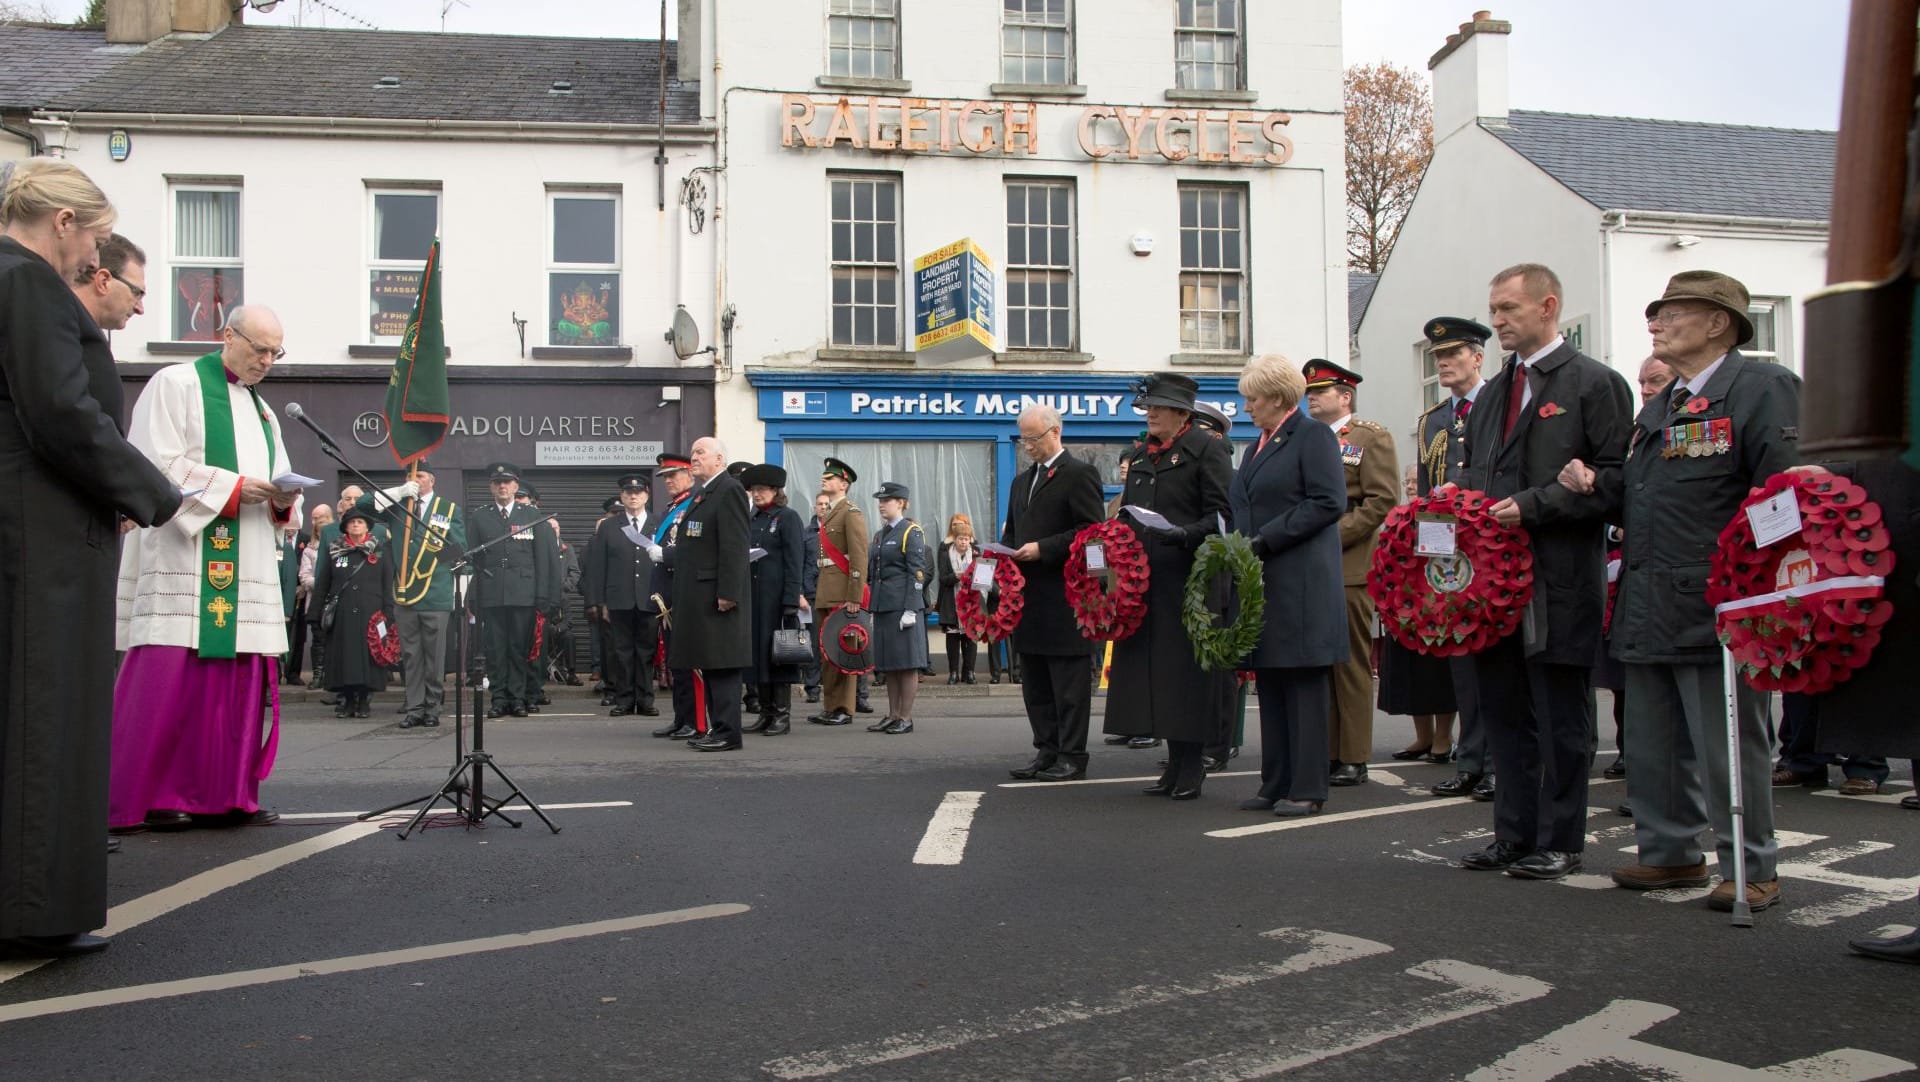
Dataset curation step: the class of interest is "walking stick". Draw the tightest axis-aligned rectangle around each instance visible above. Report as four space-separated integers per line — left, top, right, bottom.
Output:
1720 643 1752 928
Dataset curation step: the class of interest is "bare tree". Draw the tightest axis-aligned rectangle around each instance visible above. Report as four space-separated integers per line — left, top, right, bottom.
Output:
0 1 58 22
1346 62 1434 274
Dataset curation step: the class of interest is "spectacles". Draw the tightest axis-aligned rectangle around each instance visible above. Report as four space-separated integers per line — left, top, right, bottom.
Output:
1647 306 1705 327
228 325 287 361
1015 426 1059 445
105 269 146 301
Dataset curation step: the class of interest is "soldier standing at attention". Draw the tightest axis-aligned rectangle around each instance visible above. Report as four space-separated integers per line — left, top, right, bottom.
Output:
465 463 557 719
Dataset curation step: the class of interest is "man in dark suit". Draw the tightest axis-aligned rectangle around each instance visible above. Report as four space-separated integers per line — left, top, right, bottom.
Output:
465 462 559 718
585 471 659 718
666 437 754 752
1456 263 1635 881
1564 271 1800 912
1004 404 1106 782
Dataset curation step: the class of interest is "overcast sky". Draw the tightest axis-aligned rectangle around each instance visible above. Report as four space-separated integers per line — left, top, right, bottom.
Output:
38 0 1847 130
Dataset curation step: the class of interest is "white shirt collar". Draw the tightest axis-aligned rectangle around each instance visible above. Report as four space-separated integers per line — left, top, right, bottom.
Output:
1452 378 1486 406
1672 353 1730 397
1520 336 1564 368
1039 450 1064 470
1326 413 1352 432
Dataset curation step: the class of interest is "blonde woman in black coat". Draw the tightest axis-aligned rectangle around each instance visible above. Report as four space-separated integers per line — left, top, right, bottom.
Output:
935 513 978 684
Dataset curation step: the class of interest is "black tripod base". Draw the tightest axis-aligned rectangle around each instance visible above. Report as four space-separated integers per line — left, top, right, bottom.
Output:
362 751 560 838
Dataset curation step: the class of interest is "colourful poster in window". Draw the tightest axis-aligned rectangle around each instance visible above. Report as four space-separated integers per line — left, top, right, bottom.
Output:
173 267 242 342
551 273 620 346
370 268 422 340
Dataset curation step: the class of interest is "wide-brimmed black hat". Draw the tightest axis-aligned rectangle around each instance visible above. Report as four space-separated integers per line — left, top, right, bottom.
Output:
873 480 911 501
1303 359 1362 391
1423 316 1493 352
486 462 520 483
821 606 875 675
822 457 858 485
339 506 376 530
617 471 647 491
1646 270 1755 346
741 463 788 489
1132 373 1199 412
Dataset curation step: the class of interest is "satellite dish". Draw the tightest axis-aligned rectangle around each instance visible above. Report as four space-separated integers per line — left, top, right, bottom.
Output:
664 305 713 360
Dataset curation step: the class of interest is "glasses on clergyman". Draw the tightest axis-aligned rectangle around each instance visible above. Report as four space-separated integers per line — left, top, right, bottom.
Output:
106 269 145 301
229 325 287 361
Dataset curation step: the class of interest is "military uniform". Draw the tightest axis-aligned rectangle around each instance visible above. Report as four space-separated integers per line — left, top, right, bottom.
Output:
650 452 700 738
586 474 659 717
466 463 558 716
867 495 931 674
1305 360 1400 781
358 480 464 727
811 458 870 724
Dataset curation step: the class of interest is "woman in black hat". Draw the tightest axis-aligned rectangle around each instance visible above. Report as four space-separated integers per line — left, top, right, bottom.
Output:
742 464 806 735
867 482 930 733
313 506 395 719
1105 373 1236 799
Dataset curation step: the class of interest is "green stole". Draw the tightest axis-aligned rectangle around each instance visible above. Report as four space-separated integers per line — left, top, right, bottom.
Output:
193 353 278 658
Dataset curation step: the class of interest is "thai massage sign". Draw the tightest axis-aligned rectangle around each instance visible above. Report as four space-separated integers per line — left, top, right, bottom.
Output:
779 94 1295 166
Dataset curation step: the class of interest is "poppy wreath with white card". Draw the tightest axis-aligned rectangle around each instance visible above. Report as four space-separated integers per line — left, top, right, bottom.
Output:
1366 488 1534 657
1064 520 1150 642
954 556 1026 641
1707 469 1895 693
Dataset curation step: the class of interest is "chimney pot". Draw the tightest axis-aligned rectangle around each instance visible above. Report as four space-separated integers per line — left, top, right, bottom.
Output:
1473 9 1491 21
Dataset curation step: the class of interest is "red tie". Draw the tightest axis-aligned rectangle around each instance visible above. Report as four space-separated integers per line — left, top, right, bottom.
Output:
1501 359 1526 441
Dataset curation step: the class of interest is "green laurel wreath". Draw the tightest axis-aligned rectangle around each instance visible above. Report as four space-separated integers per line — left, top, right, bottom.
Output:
1183 533 1265 671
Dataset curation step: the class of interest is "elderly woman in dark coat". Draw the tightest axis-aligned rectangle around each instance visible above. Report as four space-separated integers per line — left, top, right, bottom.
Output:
314 506 395 719
1103 373 1235 800
742 464 805 735
1230 355 1348 816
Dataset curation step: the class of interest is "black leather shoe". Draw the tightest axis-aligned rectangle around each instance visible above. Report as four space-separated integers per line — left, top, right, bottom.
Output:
1238 797 1276 811
962 673 976 684
1104 734 1133 745
1033 763 1086 782
866 716 895 732
0 933 110 958
422 716 440 728
855 702 875 714
1329 763 1368 786
1616 802 1633 817
1470 775 1496 801
1391 746 1431 761
1272 800 1322 817
487 707 508 719
1603 757 1626 778
510 705 529 717
398 715 420 729
1170 787 1201 800
651 722 682 737
883 718 913 734
804 689 821 703
689 737 741 752
146 810 194 832
599 695 617 706
525 705 540 714
741 716 770 734
1460 840 1531 871
536 694 552 706
1422 747 1454 764
1128 736 1161 749
1202 756 1226 773
1009 759 1052 780
990 675 1001 685
1849 928 1920 965
1431 771 1483 797
947 673 960 685
637 704 659 716
764 717 790 735
609 707 632 717
1142 782 1175 796
815 711 853 726
1507 849 1582 880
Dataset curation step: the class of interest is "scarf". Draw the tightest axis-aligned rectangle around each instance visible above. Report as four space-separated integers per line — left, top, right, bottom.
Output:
194 352 277 658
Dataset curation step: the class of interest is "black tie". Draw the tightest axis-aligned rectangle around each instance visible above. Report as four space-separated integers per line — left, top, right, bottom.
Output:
1669 385 1691 415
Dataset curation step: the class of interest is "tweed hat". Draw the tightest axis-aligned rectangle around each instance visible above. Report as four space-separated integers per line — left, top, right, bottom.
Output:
1645 270 1754 346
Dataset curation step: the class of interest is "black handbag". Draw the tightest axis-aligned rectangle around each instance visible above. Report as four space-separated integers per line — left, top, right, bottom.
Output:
319 595 339 633
771 616 812 666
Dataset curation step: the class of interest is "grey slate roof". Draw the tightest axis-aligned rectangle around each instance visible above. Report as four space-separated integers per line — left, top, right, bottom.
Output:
0 26 128 109
1483 110 1834 221
1347 272 1379 336
23 24 698 126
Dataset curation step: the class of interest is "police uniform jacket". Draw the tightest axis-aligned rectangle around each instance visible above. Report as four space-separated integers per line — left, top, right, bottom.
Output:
867 516 930 614
748 501 805 684
1000 449 1105 656
1229 409 1348 669
815 496 869 609
465 500 558 612
1104 425 1235 742
1333 417 1400 586
1459 341 1635 666
1607 351 1800 664
586 510 659 612
665 473 754 670
357 491 464 611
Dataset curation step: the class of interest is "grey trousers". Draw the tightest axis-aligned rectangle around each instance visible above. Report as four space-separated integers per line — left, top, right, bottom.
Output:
398 606 451 720
1622 660 1778 880
1449 654 1489 775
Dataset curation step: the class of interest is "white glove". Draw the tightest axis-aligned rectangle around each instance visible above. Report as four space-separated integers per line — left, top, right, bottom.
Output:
646 544 664 562
899 611 917 630
378 480 421 507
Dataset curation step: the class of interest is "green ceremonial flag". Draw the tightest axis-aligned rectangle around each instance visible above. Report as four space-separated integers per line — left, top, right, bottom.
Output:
384 238 449 466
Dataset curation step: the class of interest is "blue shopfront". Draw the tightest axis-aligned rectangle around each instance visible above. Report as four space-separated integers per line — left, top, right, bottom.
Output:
747 371 1248 541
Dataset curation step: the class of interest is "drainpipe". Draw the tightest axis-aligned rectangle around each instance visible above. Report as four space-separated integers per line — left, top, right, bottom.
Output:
0 119 41 156
1599 210 1626 366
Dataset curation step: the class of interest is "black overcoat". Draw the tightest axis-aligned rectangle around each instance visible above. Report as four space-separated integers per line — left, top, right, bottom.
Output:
314 541 396 690
0 238 180 937
935 543 965 627
1104 427 1235 741
748 502 805 684
1608 352 1801 664
667 474 754 670
1229 410 1348 669
1459 341 1635 666
1813 459 1920 759
585 511 659 612
1000 450 1105 657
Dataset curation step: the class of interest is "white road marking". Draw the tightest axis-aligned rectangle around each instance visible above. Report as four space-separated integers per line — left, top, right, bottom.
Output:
757 927 1391 1080
1208 797 1475 838
999 770 1258 789
1467 998 1914 1080
0 904 750 1025
0 821 385 987
1137 959 1553 1081
912 791 983 865
276 799 635 821
1811 783 1917 807
1780 842 1920 927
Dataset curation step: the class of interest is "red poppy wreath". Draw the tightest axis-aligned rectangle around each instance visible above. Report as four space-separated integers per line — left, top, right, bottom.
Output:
1064 519 1150 642
955 556 1027 641
1706 470 1895 693
1366 488 1534 657
367 610 401 668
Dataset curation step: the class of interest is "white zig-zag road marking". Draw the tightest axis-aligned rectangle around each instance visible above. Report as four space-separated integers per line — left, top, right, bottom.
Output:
757 928 1391 1080
912 791 982 865
277 799 634 821
999 770 1259 789
1468 998 1913 1080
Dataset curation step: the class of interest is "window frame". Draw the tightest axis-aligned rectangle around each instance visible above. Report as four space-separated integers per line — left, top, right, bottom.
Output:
366 186 442 346
1174 0 1246 92
1001 0 1074 87
1176 182 1250 355
168 181 244 343
545 188 624 348
1418 342 1443 409
827 173 904 350
1003 177 1078 352
826 0 900 81
1745 295 1791 370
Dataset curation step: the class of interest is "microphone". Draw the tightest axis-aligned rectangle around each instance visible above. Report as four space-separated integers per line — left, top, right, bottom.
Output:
284 402 343 450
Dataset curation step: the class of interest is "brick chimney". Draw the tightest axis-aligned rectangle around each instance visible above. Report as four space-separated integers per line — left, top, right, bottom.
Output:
105 0 234 45
1428 10 1511 140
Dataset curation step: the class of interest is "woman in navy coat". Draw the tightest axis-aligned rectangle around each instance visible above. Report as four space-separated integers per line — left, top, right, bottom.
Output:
1228 356 1348 816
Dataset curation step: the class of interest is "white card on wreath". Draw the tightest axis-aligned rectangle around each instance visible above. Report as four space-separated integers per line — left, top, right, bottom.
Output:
1745 491 1804 548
